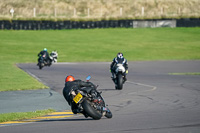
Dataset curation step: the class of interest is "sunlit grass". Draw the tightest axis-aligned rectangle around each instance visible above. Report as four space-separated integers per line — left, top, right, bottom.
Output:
0 109 55 123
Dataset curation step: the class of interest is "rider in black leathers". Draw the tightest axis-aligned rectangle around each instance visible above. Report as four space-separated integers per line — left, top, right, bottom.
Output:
37 48 50 65
110 52 128 81
63 75 97 116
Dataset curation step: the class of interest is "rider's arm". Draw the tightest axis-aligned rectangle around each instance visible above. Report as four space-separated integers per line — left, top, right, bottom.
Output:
110 62 114 69
110 58 116 69
38 51 42 56
124 59 128 74
125 60 128 70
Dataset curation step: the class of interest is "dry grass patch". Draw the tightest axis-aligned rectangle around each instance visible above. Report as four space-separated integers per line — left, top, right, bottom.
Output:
0 0 199 20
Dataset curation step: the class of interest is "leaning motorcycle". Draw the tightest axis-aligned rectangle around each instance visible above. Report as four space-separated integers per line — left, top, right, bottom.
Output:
38 54 48 69
113 63 126 90
38 51 58 69
70 76 112 120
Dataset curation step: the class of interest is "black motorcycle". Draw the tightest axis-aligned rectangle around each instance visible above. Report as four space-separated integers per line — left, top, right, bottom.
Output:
70 76 112 120
38 54 51 69
38 51 58 69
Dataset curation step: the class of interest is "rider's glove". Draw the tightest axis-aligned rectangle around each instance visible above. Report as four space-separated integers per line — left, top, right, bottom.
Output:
126 70 128 74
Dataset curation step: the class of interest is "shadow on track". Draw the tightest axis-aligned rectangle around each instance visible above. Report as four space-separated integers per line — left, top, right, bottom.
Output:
35 118 95 123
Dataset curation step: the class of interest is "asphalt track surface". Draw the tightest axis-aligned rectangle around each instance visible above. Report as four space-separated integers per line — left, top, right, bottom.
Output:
1 61 200 133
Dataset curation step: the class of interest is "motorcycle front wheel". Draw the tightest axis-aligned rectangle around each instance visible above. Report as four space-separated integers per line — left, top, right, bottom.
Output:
116 74 123 90
39 63 44 69
105 111 112 119
81 99 102 120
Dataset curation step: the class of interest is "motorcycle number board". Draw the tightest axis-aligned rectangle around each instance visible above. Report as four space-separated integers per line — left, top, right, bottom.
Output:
73 93 83 104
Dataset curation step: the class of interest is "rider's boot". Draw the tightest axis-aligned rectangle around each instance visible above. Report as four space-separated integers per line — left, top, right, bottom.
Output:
81 111 89 118
72 109 80 114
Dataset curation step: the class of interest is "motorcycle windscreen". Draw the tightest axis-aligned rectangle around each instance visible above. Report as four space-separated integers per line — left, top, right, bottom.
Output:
116 58 125 64
86 75 91 81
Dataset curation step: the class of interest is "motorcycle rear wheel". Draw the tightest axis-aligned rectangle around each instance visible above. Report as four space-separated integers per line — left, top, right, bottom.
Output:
81 99 102 120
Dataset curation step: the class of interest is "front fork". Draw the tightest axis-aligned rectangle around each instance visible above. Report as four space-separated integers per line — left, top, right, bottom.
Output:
112 72 126 83
95 105 110 116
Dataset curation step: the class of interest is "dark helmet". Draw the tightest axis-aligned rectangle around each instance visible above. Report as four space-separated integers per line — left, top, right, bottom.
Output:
65 75 75 82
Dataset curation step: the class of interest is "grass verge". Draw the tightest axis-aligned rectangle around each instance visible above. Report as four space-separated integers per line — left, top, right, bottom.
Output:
0 28 200 92
0 109 55 123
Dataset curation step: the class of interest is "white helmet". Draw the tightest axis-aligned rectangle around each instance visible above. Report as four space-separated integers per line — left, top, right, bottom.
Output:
117 52 123 59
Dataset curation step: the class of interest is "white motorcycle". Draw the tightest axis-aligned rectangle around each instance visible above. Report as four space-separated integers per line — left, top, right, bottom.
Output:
49 51 58 63
113 63 126 90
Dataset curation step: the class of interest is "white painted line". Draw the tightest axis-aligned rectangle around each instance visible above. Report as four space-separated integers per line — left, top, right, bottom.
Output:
54 62 79 65
126 81 157 94
54 62 110 65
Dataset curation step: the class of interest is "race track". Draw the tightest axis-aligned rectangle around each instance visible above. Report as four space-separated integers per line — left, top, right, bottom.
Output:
1 61 200 133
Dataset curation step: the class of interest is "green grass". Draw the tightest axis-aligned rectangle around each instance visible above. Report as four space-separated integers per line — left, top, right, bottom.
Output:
0 62 48 91
0 109 55 123
0 28 200 92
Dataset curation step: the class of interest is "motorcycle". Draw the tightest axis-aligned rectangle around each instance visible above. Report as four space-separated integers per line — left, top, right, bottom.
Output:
49 50 58 63
113 63 126 90
38 51 58 69
70 76 112 120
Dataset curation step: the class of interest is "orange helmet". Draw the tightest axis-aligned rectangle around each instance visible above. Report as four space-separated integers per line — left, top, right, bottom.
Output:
65 75 75 82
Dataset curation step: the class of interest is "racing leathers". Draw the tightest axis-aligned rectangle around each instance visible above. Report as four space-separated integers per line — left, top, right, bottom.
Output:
63 80 97 114
110 57 128 81
37 50 50 64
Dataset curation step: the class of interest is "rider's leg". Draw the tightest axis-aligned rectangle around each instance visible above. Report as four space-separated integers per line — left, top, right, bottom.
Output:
123 73 127 83
111 72 116 82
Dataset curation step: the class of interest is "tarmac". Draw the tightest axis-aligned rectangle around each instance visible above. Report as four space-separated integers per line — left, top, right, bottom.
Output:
0 89 70 114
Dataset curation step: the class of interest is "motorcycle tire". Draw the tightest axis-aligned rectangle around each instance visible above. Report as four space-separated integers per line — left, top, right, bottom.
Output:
117 74 123 90
39 64 43 69
39 62 45 69
81 99 102 120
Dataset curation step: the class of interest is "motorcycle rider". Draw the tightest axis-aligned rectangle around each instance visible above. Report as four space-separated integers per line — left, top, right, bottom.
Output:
37 48 50 65
110 52 128 82
63 75 97 117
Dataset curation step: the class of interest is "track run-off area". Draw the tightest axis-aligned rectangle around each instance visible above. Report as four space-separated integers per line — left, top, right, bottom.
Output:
0 61 200 133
